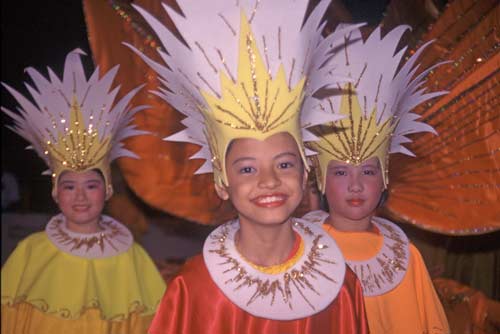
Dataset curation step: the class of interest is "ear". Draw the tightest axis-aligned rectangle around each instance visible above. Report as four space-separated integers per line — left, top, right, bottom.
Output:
105 184 114 201
51 188 59 204
302 168 309 191
214 183 230 201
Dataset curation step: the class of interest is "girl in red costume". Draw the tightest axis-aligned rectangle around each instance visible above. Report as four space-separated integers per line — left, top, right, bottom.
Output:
127 0 370 333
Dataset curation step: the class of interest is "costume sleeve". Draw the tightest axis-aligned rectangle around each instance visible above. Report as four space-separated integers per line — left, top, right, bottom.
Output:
341 267 371 334
1 233 42 303
410 244 450 334
148 273 188 334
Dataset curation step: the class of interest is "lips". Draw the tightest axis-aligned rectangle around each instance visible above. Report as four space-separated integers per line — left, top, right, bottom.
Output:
346 198 365 207
251 193 288 208
72 205 90 212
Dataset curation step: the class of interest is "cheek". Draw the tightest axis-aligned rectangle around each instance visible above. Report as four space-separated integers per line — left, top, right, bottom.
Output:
324 177 346 199
90 190 106 206
366 179 383 202
55 190 71 205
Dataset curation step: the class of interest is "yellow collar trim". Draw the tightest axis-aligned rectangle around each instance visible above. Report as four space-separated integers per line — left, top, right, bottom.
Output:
240 236 305 275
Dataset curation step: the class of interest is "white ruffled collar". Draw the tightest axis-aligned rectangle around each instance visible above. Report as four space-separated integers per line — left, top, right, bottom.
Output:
203 218 346 320
303 210 410 297
45 213 133 259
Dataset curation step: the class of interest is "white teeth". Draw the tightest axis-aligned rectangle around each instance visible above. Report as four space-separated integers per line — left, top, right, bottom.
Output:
257 196 283 204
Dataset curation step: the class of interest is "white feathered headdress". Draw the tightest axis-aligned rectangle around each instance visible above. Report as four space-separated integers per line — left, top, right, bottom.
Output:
307 25 449 191
2 49 147 196
126 0 362 186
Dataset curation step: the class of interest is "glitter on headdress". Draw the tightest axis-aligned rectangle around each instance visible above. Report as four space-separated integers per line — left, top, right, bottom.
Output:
2 49 147 195
126 1 360 186
307 26 448 191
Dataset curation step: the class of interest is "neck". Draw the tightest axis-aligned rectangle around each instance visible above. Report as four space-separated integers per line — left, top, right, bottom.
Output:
327 211 373 232
65 217 103 234
236 218 295 267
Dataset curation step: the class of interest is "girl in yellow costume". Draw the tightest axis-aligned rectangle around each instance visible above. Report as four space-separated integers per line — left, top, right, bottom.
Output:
302 26 451 334
1 49 166 334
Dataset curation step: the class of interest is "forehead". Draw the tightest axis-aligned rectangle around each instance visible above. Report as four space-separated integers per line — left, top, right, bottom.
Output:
226 132 300 161
58 170 103 182
328 157 380 168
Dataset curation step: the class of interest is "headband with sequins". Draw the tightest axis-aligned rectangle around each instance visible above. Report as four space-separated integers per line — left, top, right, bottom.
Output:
2 49 147 196
126 0 361 187
307 26 449 192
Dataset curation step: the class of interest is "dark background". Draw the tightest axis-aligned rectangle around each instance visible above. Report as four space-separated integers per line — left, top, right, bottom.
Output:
1 0 388 213
2 1 92 212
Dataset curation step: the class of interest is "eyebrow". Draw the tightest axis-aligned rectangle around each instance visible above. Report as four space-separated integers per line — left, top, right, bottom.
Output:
232 157 255 165
85 179 103 183
231 152 298 165
59 178 102 184
274 152 298 160
328 165 347 169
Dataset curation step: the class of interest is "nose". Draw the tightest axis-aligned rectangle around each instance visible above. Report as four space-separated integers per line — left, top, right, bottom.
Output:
348 173 363 193
75 186 87 200
258 167 281 189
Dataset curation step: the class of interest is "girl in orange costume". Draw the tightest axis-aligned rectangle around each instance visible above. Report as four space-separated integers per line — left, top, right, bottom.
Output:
303 25 450 334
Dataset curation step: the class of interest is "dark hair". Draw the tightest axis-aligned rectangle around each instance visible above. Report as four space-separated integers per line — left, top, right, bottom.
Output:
377 189 389 208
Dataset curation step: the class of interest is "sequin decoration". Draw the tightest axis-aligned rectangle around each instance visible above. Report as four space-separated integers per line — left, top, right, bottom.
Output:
45 214 134 259
347 218 409 296
303 211 410 297
203 218 346 320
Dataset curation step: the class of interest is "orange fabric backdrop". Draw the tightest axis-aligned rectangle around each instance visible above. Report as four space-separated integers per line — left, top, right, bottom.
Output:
83 0 236 225
83 1 499 233
383 0 500 234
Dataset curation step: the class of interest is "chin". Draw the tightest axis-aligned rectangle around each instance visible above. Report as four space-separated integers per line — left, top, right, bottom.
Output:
242 208 295 226
333 207 374 221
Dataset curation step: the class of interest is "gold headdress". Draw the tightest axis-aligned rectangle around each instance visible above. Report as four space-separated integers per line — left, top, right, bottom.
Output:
307 26 448 192
127 1 360 187
2 49 147 196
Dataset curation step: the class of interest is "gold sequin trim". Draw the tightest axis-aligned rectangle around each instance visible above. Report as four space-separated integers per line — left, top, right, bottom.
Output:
208 220 337 310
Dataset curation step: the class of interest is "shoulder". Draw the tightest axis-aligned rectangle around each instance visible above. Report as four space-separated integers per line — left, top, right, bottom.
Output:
18 231 48 245
165 254 218 297
12 231 52 254
177 254 209 280
301 210 329 224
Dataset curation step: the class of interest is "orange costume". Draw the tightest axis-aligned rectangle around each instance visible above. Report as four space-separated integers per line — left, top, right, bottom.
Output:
300 22 452 334
304 211 449 334
149 220 369 334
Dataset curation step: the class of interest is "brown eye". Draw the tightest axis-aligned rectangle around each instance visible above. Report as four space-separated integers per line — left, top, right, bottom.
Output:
239 166 255 174
278 162 293 169
363 169 376 176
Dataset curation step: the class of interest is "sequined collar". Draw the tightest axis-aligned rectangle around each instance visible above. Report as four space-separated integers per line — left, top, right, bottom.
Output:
203 218 346 320
45 214 133 259
303 210 410 297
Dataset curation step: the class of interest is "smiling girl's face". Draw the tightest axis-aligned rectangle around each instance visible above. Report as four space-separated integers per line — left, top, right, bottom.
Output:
215 132 307 227
324 157 384 225
54 169 107 233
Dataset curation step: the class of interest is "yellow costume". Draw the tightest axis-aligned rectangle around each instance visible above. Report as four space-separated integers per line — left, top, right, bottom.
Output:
1 50 166 333
2 216 165 334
